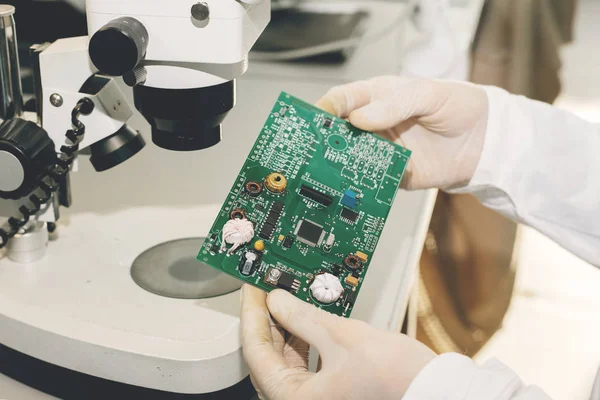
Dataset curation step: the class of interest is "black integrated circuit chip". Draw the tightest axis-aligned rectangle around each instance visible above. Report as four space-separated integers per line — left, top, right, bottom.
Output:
299 185 333 207
323 118 333 128
296 219 324 246
340 208 359 223
260 201 285 240
283 236 294 248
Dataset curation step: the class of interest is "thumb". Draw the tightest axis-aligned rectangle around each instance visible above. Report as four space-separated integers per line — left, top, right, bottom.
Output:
267 290 345 357
348 79 450 132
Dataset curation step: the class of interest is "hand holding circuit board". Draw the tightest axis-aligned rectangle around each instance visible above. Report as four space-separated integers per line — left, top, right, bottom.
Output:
198 92 410 317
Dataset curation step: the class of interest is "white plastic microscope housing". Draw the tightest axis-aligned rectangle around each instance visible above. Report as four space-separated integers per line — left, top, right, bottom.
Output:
86 0 272 88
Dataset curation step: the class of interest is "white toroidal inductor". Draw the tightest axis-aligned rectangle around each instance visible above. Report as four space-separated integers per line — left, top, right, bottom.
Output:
221 219 255 254
310 273 344 304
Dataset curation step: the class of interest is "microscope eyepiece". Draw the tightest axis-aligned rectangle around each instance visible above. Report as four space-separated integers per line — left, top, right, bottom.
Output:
133 80 235 152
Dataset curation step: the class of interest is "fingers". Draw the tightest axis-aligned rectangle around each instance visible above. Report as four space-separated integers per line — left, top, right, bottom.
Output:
348 79 449 132
315 80 373 117
266 290 343 357
283 335 310 371
240 285 290 396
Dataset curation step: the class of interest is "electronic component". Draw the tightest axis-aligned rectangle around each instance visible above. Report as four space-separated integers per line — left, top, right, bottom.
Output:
344 290 358 315
345 274 359 287
265 268 300 293
310 273 344 304
259 201 285 240
239 251 259 277
265 172 287 193
299 185 333 207
245 181 263 197
265 268 282 285
282 236 294 248
221 219 255 254
331 263 344 276
344 254 363 271
355 251 369 262
277 273 301 292
230 208 246 220
210 245 219 254
341 190 358 209
295 219 325 247
254 240 265 252
324 232 335 252
201 92 411 317
340 208 359 223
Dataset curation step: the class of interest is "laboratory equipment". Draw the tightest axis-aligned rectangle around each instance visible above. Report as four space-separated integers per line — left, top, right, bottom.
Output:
0 0 270 397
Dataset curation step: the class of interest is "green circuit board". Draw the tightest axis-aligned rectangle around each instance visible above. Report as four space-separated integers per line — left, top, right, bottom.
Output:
198 92 411 317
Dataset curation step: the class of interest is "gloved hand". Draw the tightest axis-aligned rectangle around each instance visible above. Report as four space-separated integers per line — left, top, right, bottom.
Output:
316 76 489 190
241 285 436 400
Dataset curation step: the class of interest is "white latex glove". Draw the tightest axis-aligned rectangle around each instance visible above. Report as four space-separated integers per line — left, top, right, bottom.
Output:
241 285 436 400
315 76 489 190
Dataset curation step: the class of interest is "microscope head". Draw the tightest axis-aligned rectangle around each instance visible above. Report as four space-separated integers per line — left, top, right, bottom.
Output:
86 0 271 151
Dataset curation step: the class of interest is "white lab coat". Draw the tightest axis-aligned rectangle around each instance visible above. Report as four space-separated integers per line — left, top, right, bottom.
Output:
404 86 600 399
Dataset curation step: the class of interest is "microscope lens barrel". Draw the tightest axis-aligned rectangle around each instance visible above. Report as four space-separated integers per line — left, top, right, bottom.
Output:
0 5 23 121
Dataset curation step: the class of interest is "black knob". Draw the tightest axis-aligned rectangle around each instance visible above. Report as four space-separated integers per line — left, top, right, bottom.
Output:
89 17 149 77
0 118 56 200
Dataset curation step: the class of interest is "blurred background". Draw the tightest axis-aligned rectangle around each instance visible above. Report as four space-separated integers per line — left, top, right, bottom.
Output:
3 0 600 399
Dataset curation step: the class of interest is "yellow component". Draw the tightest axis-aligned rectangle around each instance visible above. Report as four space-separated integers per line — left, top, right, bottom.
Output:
345 275 359 287
278 234 285 242
265 172 287 193
355 251 369 262
254 240 265 252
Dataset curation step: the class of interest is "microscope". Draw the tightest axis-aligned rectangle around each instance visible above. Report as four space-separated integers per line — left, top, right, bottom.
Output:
0 0 270 398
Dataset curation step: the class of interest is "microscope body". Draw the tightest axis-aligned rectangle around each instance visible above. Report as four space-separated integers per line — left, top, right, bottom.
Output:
0 0 271 261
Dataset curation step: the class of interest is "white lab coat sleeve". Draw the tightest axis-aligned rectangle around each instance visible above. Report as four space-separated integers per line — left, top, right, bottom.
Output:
450 85 600 267
403 353 551 399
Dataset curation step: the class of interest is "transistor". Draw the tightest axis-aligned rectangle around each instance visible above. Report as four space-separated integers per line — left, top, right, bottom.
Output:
283 236 294 248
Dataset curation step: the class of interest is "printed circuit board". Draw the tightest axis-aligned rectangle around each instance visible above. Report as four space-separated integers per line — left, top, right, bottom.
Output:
198 92 411 317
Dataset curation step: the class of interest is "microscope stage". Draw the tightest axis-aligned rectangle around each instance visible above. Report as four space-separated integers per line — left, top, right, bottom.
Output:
0 205 247 394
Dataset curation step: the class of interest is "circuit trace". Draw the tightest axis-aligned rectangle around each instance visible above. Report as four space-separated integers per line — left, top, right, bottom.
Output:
198 92 411 317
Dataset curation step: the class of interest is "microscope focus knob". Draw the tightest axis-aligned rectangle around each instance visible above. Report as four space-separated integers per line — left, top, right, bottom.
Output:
89 17 149 77
0 119 56 200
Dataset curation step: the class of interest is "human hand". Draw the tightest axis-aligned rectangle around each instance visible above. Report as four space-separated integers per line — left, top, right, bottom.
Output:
316 76 489 190
240 284 436 400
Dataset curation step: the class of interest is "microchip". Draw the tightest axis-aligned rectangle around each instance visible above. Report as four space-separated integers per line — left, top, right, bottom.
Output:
299 185 332 207
277 272 300 292
283 236 294 248
295 219 325 247
259 222 276 240
323 118 333 128
271 201 285 214
210 245 219 254
340 208 359 223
